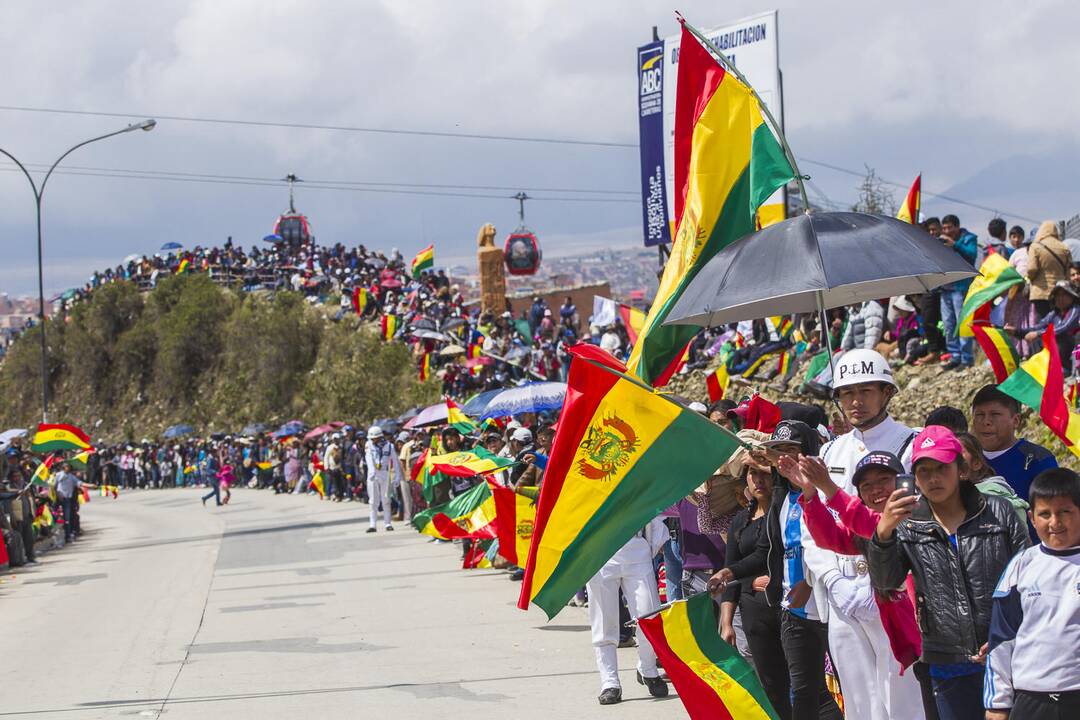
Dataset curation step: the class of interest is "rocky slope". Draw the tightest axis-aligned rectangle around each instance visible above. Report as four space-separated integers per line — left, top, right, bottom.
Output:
669 356 1077 470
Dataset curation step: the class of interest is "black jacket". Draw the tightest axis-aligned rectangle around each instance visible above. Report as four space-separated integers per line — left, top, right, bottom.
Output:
723 472 792 607
867 482 1030 665
721 504 769 608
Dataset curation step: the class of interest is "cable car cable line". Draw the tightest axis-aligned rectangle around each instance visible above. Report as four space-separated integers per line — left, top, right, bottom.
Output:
0 104 1037 220
0 165 639 204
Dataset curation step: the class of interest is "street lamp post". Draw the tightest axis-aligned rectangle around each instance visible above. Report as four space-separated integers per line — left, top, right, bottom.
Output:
0 118 156 422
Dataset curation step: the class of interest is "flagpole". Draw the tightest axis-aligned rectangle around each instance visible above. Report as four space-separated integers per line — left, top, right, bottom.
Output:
679 16 810 214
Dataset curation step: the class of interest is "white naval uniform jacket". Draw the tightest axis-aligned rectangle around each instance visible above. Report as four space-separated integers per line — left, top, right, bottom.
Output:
802 415 917 623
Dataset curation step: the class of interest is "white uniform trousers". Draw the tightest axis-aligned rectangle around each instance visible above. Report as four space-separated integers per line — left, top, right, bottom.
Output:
367 475 391 527
828 603 924 720
586 559 660 691
398 479 412 522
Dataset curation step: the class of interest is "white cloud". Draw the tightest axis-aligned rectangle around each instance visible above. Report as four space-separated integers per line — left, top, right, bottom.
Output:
0 0 1076 296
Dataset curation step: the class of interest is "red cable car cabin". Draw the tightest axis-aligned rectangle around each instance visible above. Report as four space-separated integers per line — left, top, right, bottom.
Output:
274 213 312 247
504 230 541 276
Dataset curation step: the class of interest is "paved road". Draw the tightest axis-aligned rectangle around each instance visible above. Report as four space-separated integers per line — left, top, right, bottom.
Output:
0 488 684 719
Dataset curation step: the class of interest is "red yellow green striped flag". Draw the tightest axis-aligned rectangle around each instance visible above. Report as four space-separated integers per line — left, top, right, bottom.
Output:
959 253 1024 338
29 455 57 487
705 365 729 402
381 314 398 341
428 446 513 477
998 325 1080 457
896 174 921 224
177 258 190 274
619 303 647 346
445 398 478 434
625 25 795 388
769 315 794 340
418 353 431 381
31 423 92 453
776 350 793 377
351 287 367 315
412 480 496 540
491 481 536 566
638 593 779 720
411 244 434 279
310 471 326 498
518 343 743 618
971 325 1020 382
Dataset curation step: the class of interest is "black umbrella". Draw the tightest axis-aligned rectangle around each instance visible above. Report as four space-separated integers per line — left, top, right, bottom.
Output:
664 212 977 328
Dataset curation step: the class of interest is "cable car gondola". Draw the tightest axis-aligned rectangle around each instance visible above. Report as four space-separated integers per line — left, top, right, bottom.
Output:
504 192 542 276
273 174 313 247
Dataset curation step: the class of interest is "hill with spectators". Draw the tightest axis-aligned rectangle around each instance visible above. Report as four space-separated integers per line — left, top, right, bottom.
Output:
0 273 438 440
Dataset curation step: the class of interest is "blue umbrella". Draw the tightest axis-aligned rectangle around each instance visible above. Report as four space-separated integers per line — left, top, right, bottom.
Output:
480 382 567 420
163 424 195 439
241 423 268 436
462 389 503 418
263 234 283 243
160 242 183 251
272 420 306 439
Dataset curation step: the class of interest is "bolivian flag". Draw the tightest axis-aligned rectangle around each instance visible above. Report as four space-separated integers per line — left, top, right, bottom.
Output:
412 480 496 540
411 244 434 279
896 174 921 224
445 398 478 434
310 471 326 498
619 303 647 346
971 325 1020 382
418 353 431 382
351 287 367 316
381 314 398 341
705 365 729 402
626 25 794 387
518 343 743 618
638 593 779 720
31 423 92 453
959 253 1024 338
69 450 94 471
29 455 57 487
999 326 1080 457
428 446 513 477
491 481 536 566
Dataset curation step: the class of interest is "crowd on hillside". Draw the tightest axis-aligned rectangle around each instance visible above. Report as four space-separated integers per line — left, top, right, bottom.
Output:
4 211 1080 719
707 215 1080 397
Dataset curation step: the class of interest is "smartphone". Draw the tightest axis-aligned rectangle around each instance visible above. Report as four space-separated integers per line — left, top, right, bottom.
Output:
895 474 916 498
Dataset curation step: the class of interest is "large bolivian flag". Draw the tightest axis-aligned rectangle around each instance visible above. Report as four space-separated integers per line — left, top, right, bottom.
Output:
638 593 779 720
30 423 92 453
518 343 742 618
627 25 794 387
999 325 1080 457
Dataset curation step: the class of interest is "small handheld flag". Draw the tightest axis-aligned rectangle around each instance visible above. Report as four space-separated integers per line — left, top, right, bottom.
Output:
896 174 921 224
705 365 729 402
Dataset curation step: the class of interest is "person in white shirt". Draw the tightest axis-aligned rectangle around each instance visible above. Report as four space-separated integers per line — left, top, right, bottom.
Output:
586 517 669 706
806 349 925 720
364 425 403 533
985 468 1080 720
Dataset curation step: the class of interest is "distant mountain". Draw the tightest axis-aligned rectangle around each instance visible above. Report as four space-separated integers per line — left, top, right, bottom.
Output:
932 146 1080 230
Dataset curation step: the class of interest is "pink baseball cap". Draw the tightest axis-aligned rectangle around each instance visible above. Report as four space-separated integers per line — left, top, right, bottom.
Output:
911 425 964 466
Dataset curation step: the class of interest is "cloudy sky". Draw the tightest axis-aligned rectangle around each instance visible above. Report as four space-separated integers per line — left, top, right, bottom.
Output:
1 0 1077 295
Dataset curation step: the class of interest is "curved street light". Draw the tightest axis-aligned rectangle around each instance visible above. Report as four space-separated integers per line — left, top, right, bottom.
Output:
0 119 157 422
